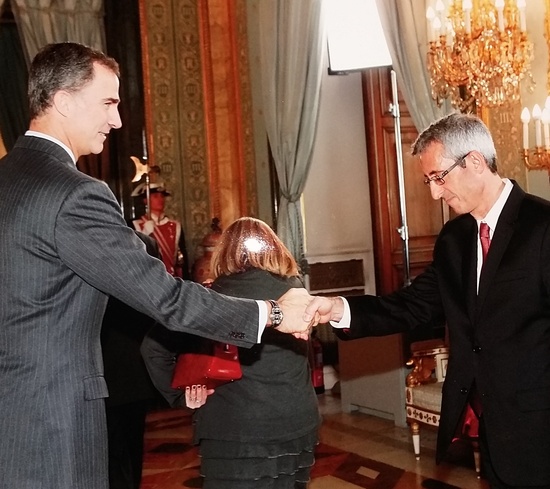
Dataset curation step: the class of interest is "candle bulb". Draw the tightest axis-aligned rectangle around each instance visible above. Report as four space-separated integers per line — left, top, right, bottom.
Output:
435 0 446 37
142 129 148 161
521 107 530 150
426 7 436 42
433 17 442 41
542 108 550 150
533 104 542 148
464 10 471 35
517 0 526 31
495 0 505 32
463 0 472 35
445 19 453 46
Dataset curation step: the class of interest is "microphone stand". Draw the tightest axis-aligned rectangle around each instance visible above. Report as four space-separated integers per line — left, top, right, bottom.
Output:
389 69 411 287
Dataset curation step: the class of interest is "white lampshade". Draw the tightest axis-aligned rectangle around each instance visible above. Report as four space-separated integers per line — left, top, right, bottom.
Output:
326 0 392 73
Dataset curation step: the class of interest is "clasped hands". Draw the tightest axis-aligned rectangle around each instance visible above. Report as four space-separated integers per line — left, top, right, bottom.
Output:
274 288 344 340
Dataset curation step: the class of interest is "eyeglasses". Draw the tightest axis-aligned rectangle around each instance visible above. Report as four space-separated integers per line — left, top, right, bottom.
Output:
423 153 470 186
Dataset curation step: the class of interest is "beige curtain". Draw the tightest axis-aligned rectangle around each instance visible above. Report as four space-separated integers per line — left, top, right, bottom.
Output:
375 0 451 132
11 0 105 63
258 0 326 261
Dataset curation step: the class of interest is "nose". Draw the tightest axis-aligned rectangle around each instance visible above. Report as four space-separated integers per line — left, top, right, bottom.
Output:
109 107 122 130
429 181 444 200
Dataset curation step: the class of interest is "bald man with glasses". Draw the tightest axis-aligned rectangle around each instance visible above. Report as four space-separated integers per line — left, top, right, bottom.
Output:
304 112 550 489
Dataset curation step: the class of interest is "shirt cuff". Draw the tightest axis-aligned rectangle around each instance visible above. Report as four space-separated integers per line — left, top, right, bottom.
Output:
256 300 267 342
330 297 351 328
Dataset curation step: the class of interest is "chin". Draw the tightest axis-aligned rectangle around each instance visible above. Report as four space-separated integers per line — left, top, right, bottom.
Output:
448 203 468 215
91 143 105 155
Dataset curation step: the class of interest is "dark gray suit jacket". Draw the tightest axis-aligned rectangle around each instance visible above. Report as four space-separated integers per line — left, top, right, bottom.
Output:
337 182 550 486
0 136 259 489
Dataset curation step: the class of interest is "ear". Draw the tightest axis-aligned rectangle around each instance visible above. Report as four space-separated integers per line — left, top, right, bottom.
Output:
468 151 485 174
51 90 72 117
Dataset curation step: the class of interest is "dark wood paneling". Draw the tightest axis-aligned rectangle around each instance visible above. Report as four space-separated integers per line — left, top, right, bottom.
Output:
362 68 445 296
309 259 364 292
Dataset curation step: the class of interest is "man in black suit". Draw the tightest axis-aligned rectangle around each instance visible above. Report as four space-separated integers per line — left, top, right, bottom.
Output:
0 42 315 489
305 113 550 489
101 232 161 489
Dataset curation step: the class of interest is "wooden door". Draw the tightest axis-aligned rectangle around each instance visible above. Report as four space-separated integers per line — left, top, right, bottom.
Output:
362 67 447 296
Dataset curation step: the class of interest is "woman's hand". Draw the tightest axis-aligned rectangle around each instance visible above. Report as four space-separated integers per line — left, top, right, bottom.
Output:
185 384 214 409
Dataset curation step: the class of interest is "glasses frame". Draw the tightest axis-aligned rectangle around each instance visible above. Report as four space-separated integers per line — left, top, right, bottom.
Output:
423 152 470 186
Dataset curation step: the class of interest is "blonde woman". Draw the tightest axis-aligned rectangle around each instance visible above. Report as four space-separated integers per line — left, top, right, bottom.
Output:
142 217 320 488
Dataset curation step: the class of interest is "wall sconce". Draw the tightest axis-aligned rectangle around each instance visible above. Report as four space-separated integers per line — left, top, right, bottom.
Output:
521 0 550 172
521 99 550 171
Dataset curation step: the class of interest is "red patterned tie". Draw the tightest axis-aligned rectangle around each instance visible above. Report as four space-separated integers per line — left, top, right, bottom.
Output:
480 222 491 262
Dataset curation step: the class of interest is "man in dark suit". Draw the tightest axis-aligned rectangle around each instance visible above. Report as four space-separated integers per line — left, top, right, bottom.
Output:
305 113 550 489
101 232 161 489
0 42 314 489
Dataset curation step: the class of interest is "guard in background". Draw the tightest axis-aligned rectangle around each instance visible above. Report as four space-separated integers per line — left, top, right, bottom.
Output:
131 181 190 279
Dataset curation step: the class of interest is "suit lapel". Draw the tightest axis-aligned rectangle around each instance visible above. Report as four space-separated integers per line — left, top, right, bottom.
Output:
476 183 524 313
462 217 478 324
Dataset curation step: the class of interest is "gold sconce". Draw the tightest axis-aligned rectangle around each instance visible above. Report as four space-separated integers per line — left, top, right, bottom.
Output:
426 0 533 112
521 0 550 172
520 100 550 172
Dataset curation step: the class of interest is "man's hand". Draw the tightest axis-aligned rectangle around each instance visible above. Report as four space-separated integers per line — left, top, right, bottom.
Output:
303 295 344 324
274 288 316 337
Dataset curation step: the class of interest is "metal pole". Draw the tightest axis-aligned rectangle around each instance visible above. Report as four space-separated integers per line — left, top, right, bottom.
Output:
389 70 411 287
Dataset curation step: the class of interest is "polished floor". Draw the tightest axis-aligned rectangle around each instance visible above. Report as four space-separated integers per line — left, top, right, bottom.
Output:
140 386 489 489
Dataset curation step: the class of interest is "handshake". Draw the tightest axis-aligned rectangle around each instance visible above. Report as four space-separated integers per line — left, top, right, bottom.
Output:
270 288 345 339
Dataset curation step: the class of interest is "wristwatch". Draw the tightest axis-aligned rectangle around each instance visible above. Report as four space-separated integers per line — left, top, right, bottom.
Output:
268 299 284 328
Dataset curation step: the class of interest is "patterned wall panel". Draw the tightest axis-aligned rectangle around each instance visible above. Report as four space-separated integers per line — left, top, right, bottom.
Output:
483 103 527 189
139 0 257 264
140 0 210 261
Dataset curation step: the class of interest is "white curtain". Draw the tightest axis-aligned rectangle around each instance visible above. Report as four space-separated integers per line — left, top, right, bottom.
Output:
258 0 326 261
11 0 105 64
375 0 451 132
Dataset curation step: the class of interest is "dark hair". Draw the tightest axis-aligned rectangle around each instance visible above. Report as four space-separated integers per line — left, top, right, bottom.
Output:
28 42 120 119
210 217 300 278
412 112 498 173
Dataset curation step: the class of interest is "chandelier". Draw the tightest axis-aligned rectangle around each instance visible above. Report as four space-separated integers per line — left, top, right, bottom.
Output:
426 0 533 112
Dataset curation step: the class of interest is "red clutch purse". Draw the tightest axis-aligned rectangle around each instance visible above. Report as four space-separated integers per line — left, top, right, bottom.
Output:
171 341 242 390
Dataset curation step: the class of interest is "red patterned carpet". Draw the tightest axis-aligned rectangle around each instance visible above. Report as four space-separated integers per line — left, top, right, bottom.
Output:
140 408 486 489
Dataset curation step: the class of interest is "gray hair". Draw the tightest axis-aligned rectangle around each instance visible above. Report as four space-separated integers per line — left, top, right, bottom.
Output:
411 112 498 172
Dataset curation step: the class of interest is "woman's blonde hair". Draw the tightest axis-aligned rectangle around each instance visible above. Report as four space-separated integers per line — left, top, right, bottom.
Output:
210 217 299 278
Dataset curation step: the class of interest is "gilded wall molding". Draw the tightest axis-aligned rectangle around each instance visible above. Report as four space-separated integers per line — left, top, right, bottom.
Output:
482 103 527 189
